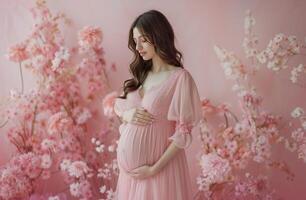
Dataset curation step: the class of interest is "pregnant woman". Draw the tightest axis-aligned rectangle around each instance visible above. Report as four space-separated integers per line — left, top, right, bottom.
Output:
114 10 202 200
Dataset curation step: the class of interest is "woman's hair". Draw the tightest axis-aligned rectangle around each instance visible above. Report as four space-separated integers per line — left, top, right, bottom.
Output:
118 9 183 99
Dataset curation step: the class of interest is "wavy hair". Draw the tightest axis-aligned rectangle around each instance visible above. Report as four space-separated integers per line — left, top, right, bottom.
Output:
118 10 183 99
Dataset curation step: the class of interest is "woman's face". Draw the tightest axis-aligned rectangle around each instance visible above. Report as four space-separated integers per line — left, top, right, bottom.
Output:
133 27 155 61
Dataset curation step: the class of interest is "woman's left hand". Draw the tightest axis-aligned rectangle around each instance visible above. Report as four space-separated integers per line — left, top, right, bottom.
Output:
127 165 156 179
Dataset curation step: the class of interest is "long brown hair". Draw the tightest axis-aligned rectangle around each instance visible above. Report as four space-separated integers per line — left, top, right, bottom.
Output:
118 10 183 99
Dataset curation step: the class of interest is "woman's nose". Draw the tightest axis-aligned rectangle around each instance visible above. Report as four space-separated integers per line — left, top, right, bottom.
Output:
136 42 142 51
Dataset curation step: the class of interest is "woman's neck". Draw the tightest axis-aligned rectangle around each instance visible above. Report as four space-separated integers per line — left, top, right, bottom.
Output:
151 55 173 73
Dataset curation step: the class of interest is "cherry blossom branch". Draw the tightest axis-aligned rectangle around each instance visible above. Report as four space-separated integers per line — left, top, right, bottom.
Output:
19 62 24 94
0 118 8 128
30 103 38 136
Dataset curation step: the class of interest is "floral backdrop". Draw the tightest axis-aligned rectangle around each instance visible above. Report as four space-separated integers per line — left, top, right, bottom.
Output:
0 0 305 200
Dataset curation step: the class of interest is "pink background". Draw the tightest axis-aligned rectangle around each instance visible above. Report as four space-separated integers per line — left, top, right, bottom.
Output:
1 0 306 199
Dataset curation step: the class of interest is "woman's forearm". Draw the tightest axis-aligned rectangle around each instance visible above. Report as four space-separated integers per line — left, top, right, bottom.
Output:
114 107 126 123
152 141 182 174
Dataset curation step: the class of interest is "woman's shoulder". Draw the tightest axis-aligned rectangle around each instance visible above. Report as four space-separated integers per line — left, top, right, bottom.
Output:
175 67 193 79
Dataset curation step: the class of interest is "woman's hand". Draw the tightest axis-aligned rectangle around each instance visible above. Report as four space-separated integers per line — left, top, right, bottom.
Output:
122 107 155 126
127 165 157 179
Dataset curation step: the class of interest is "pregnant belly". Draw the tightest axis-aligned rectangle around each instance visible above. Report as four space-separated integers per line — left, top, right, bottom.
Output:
117 123 169 173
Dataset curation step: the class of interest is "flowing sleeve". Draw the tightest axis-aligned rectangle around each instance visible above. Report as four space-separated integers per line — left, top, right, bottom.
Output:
114 97 126 118
114 92 138 123
167 70 202 149
114 91 132 120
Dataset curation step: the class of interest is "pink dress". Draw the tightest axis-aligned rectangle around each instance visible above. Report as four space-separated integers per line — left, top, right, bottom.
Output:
114 68 202 200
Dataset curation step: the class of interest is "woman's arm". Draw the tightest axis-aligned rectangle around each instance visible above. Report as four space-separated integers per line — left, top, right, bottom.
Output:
151 141 182 174
127 141 182 179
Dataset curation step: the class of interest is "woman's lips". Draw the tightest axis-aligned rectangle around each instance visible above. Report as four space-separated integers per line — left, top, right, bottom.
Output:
139 52 146 56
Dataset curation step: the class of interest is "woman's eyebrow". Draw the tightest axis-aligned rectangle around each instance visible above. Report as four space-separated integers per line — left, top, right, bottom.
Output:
133 35 145 39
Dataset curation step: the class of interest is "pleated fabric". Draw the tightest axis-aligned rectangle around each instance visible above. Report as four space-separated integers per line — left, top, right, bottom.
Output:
114 68 202 200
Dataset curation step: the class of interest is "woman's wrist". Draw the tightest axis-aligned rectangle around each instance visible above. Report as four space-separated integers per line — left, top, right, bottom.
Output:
121 111 128 123
150 164 159 175
151 142 181 175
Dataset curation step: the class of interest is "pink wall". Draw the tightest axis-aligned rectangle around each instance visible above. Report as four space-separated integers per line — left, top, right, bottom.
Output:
1 0 306 199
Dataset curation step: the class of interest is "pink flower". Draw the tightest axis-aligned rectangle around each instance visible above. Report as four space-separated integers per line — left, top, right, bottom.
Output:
47 112 73 135
217 103 231 114
41 43 58 60
60 159 72 171
7 43 29 62
72 107 92 124
251 135 271 163
78 26 103 49
41 154 52 169
102 91 119 118
199 152 231 187
0 153 38 199
201 98 217 115
213 45 247 80
41 138 57 151
234 121 247 134
67 161 90 178
291 128 304 142
175 121 193 134
79 180 93 199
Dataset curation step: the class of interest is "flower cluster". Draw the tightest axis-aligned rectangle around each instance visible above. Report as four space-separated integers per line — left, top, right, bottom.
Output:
175 121 194 134
196 9 304 199
243 10 306 84
197 152 231 192
1 1 118 199
0 152 54 199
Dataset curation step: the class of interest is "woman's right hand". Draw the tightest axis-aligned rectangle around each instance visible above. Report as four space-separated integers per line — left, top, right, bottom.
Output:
122 107 155 126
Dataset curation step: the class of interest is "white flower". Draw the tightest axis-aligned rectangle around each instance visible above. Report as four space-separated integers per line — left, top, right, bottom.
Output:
232 84 241 91
48 196 60 200
95 140 101 145
41 154 52 169
288 35 297 43
67 161 90 178
257 135 268 145
99 185 107 194
70 182 81 197
41 139 56 151
291 45 300 54
108 145 115 152
91 137 96 143
244 15 256 32
199 152 231 184
106 188 115 200
256 51 267 64
274 33 285 43
234 122 246 134
51 58 61 71
60 159 71 171
297 64 304 72
291 107 304 118
290 75 297 83
213 45 227 61
290 64 305 84
224 64 233 77
302 121 306 130
291 128 304 142
9 89 21 100
76 108 92 124
284 139 297 152
51 47 70 71
96 144 105 153
225 140 238 154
